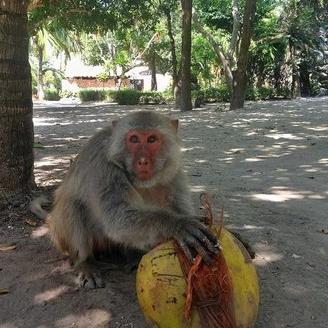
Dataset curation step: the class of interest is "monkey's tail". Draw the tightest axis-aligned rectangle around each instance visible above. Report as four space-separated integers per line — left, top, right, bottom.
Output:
30 195 51 220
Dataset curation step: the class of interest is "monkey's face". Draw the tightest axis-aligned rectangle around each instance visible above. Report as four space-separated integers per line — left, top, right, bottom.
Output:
126 129 163 181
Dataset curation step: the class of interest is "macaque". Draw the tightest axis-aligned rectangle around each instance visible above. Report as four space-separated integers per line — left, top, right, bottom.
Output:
32 111 219 288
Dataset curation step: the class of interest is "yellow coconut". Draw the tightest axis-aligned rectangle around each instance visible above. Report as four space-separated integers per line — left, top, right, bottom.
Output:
136 228 260 327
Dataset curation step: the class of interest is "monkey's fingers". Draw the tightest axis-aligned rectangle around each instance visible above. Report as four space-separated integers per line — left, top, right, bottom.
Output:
176 239 194 263
183 235 214 265
189 229 220 256
196 225 219 245
188 221 220 252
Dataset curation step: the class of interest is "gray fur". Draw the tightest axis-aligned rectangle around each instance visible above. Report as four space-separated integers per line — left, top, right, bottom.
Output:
36 111 218 288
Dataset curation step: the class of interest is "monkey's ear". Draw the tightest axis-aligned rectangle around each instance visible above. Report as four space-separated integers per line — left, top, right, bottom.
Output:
112 120 118 128
170 119 179 133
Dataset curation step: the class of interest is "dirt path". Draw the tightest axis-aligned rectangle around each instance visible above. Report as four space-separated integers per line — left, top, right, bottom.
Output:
1 97 327 328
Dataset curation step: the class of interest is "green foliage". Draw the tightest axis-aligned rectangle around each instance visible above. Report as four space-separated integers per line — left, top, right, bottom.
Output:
97 71 111 82
246 86 292 100
28 1 153 35
309 81 321 97
275 87 292 99
77 89 168 105
191 85 292 103
60 90 78 98
139 92 165 104
44 89 60 101
28 0 327 104
78 89 106 102
204 86 231 102
44 70 62 91
191 85 231 102
113 90 141 105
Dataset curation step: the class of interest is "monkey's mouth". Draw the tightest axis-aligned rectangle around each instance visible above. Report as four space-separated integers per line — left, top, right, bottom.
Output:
137 170 153 181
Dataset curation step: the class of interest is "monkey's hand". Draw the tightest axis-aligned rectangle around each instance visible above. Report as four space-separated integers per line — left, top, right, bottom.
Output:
173 218 220 264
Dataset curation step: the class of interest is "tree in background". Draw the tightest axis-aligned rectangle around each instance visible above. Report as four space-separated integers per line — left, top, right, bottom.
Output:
178 0 193 111
30 24 80 100
230 0 256 110
0 1 34 208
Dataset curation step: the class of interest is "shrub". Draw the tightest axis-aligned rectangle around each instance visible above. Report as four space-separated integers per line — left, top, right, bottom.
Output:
310 81 321 97
246 87 259 100
60 90 78 99
44 89 60 101
78 89 106 102
274 87 292 99
139 92 165 105
247 86 292 100
78 89 166 105
113 89 141 105
105 90 116 102
201 86 231 103
258 87 274 100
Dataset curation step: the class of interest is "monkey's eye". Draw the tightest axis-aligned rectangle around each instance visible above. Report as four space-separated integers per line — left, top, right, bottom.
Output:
129 135 140 143
147 135 157 143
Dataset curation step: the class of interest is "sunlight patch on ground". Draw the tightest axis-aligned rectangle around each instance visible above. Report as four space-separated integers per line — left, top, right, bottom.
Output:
254 251 283 266
245 131 258 136
251 191 303 202
31 225 49 239
250 186 327 203
55 309 111 328
35 157 71 168
308 194 326 199
227 224 266 231
265 133 304 140
191 185 206 192
245 157 265 162
318 158 328 165
224 148 245 155
219 157 234 162
181 146 204 152
306 125 328 132
34 286 70 304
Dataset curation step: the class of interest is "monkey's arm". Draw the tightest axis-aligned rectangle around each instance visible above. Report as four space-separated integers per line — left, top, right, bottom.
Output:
92 168 219 262
170 170 195 215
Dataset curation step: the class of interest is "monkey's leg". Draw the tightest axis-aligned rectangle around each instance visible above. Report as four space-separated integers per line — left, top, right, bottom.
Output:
62 202 105 289
75 257 105 289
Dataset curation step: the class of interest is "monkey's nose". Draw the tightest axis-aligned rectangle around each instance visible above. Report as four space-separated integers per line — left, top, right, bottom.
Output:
137 157 149 167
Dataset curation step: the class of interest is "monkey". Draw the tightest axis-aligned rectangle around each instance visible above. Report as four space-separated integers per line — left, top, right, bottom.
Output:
194 95 204 108
32 111 220 288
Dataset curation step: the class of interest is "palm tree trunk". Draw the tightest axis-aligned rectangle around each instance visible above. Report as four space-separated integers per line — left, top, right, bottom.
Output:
37 41 45 100
0 0 34 209
179 0 193 111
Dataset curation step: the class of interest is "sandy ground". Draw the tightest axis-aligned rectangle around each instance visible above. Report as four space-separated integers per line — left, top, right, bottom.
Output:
0 97 327 328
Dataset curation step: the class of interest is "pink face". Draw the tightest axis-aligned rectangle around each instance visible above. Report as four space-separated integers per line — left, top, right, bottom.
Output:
126 129 163 181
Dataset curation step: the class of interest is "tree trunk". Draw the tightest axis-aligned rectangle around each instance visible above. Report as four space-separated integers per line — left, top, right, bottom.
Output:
37 42 45 100
290 44 301 98
0 0 34 209
230 0 256 110
164 8 178 96
149 49 157 91
299 61 311 97
227 0 240 68
179 0 192 111
193 13 233 89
